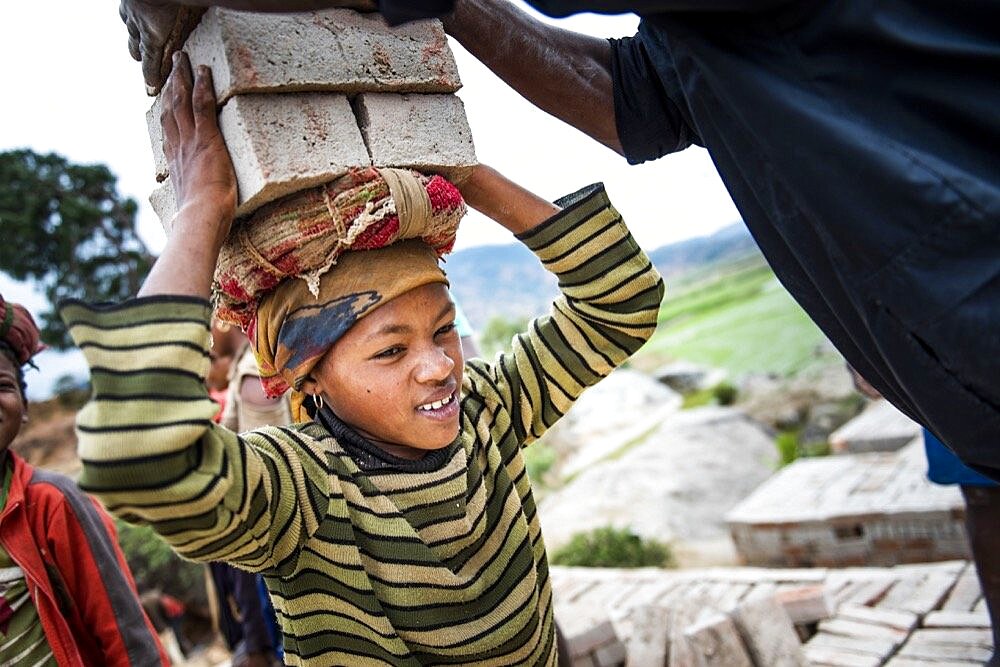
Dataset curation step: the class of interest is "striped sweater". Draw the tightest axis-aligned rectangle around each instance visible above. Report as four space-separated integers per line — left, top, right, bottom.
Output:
61 184 664 666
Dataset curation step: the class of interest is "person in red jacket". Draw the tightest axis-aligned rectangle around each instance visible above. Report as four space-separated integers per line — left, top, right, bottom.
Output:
0 294 169 666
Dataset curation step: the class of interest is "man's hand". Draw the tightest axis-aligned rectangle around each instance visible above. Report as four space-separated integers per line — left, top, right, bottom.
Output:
121 0 378 95
121 0 206 95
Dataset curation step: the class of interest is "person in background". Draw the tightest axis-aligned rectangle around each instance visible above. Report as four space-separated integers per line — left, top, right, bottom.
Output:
0 294 169 666
207 562 282 667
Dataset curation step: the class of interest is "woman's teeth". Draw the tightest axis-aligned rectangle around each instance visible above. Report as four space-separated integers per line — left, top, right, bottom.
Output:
418 394 453 411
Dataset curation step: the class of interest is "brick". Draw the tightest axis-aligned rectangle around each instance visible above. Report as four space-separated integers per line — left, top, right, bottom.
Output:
611 605 670 667
566 620 619 658
817 618 908 646
908 628 994 648
355 92 476 183
149 93 371 228
183 8 460 104
805 631 898 660
149 180 178 233
835 604 919 633
222 93 371 214
593 639 627 667
775 584 834 624
923 609 991 628
802 645 884 667
681 612 753 667
731 595 808 666
897 637 993 663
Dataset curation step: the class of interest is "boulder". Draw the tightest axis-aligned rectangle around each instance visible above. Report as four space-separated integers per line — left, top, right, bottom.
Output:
539 406 779 551
540 368 682 480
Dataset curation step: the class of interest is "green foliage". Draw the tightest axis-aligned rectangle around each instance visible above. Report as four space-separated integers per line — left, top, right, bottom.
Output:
0 150 153 348
636 260 838 378
776 429 801 467
479 315 529 358
551 526 675 569
681 382 738 409
775 428 832 467
713 382 738 406
115 519 207 607
523 442 556 485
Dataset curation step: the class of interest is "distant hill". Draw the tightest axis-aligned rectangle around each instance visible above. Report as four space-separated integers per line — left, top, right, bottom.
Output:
446 243 558 330
448 222 760 329
648 223 761 281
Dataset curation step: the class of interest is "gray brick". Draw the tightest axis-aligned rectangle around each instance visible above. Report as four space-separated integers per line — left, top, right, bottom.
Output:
149 92 370 229
355 92 476 183
183 8 460 104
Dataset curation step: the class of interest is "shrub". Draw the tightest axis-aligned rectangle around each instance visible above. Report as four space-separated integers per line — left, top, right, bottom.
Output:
523 443 557 484
115 519 207 608
776 428 832 467
551 526 675 568
681 381 738 409
712 381 738 406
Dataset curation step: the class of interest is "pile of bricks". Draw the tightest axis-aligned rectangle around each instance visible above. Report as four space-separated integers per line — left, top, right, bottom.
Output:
726 440 968 568
145 8 476 229
550 559 993 666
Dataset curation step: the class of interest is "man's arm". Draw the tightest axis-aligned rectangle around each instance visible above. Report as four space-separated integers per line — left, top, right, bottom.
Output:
443 0 622 154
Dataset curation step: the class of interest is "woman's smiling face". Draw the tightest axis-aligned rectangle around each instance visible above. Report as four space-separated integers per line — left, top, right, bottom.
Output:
0 353 26 453
303 283 464 460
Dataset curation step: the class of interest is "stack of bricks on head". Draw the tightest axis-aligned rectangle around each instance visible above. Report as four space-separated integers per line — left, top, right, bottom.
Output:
147 7 477 231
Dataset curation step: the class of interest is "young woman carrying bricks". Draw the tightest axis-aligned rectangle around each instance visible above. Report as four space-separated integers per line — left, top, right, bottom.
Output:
60 52 663 665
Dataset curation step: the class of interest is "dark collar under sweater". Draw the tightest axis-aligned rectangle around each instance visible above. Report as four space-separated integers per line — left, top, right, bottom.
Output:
316 406 456 474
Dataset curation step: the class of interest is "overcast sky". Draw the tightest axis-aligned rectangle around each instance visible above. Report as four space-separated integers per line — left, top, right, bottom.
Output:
0 2 740 397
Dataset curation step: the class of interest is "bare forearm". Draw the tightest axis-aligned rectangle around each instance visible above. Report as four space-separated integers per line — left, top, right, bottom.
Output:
444 0 622 154
460 165 560 235
138 204 230 298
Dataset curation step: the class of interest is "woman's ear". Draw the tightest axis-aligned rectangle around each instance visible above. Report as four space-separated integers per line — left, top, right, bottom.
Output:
299 376 320 397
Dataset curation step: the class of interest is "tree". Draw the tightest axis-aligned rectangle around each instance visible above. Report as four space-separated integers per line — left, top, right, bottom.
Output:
0 149 154 348
479 314 529 359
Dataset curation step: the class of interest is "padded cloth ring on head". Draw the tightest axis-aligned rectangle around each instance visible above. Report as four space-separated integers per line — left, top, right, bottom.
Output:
250 240 448 421
0 295 45 366
213 167 465 332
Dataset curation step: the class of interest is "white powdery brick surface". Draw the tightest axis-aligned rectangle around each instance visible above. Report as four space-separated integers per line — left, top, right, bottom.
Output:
184 8 460 104
149 180 178 234
149 93 371 230
355 92 477 182
221 93 370 214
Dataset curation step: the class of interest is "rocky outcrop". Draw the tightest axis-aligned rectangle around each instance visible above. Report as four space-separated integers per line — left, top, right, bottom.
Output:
539 406 779 553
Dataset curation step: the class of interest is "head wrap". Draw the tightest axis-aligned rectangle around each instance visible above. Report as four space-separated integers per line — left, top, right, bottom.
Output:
0 296 45 367
250 240 448 420
213 167 464 331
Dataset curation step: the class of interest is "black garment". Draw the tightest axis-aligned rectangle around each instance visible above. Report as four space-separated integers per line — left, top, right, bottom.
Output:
609 0 1000 478
316 406 457 473
379 0 1000 477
